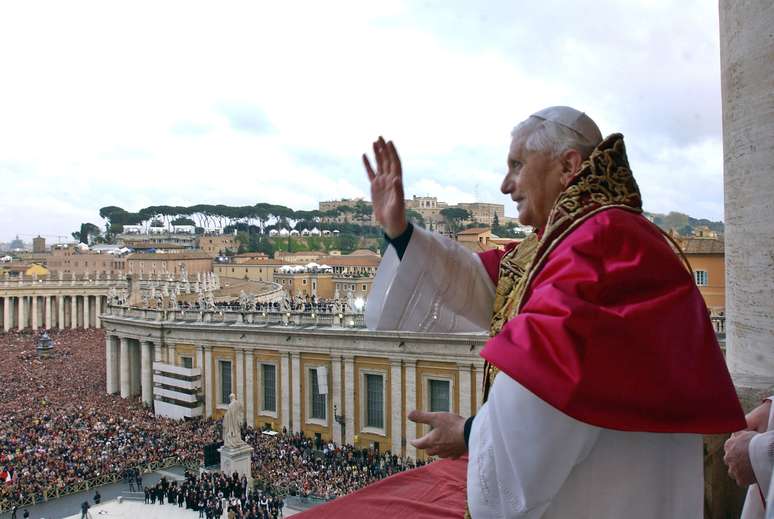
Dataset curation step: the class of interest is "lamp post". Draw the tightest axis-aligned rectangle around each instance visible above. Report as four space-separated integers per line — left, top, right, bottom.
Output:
334 404 346 446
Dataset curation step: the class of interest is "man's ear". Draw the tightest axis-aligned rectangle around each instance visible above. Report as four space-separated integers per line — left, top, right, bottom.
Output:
559 149 583 187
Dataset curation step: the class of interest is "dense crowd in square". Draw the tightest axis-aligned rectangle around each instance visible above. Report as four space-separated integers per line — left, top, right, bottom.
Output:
0 329 428 514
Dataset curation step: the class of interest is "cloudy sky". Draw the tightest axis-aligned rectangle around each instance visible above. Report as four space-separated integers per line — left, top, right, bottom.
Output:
0 0 725 243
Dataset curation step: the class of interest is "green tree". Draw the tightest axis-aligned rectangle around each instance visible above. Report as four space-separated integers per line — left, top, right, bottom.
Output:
440 207 472 234
405 209 425 228
75 222 102 244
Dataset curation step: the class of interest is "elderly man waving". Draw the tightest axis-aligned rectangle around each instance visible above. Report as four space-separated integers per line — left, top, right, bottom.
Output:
363 106 745 518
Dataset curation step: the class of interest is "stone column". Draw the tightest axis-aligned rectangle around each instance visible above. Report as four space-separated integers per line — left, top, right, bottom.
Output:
291 352 301 432
344 356 355 444
405 359 417 459
167 343 176 365
58 295 65 330
204 346 214 418
154 341 163 363
141 341 153 405
458 363 472 418
45 296 52 330
71 295 78 329
713 5 774 517
83 295 90 329
721 0 774 392
281 352 290 432
474 364 485 410
331 355 343 444
236 349 245 405
17 296 25 331
94 296 102 329
245 349 255 427
106 335 119 394
130 341 141 397
3 296 10 332
196 347 204 371
120 337 130 398
31 296 38 331
390 359 403 456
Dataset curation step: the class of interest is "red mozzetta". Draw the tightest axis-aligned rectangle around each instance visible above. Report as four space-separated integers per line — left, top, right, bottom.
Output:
478 208 744 433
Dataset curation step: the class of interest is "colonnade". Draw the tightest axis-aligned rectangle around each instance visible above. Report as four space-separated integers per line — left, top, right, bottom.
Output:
105 335 155 402
0 294 107 332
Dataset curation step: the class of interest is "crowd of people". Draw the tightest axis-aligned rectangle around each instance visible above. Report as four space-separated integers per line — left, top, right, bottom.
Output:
0 329 219 511
141 471 285 519
245 429 428 499
0 329 429 514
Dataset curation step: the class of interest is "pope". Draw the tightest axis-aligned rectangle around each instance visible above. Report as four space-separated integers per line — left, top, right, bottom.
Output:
363 106 745 518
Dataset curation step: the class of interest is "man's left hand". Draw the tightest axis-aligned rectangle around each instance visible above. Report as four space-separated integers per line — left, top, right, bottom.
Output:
724 430 758 486
408 410 467 459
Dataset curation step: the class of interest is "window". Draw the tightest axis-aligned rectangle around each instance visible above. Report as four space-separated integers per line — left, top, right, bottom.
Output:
181 356 193 369
362 285 367 291
429 379 450 413
309 369 327 420
219 360 232 405
365 374 384 429
262 364 276 413
694 270 708 287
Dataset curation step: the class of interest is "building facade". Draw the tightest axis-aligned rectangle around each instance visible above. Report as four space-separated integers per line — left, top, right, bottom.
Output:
456 202 505 227
47 245 127 277
198 234 238 257
126 252 213 277
102 305 486 459
678 233 725 314
214 259 285 283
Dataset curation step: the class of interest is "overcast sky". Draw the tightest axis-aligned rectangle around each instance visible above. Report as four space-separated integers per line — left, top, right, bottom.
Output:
0 0 725 243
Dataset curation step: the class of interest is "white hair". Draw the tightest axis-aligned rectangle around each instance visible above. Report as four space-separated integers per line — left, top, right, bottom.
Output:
511 116 600 160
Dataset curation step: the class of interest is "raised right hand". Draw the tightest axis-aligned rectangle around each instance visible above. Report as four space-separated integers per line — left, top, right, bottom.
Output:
363 136 408 239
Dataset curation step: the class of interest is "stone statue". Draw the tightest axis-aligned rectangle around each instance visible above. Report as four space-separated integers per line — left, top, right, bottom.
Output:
222 393 247 448
346 289 355 312
170 287 178 309
205 291 215 311
281 292 292 312
197 291 206 310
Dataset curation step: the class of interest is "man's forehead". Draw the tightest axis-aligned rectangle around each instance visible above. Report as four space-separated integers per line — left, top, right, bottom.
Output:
508 137 525 158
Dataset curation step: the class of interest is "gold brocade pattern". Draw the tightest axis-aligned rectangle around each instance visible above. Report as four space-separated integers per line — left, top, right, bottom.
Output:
480 133 642 403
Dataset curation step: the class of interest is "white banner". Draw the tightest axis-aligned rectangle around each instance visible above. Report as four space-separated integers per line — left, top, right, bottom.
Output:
316 366 328 395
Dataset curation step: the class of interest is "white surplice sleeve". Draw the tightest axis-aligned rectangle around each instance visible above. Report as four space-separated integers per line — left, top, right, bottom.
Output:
750 431 774 500
365 225 495 332
742 396 774 519
467 372 601 519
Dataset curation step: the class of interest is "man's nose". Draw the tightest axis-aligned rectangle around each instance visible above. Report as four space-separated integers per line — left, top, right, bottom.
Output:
501 173 514 194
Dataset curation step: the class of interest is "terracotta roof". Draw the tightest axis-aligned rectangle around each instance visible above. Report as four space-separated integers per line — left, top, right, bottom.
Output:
679 238 724 254
129 242 188 249
349 249 380 256
126 252 214 261
237 259 286 266
457 227 491 236
317 255 381 267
